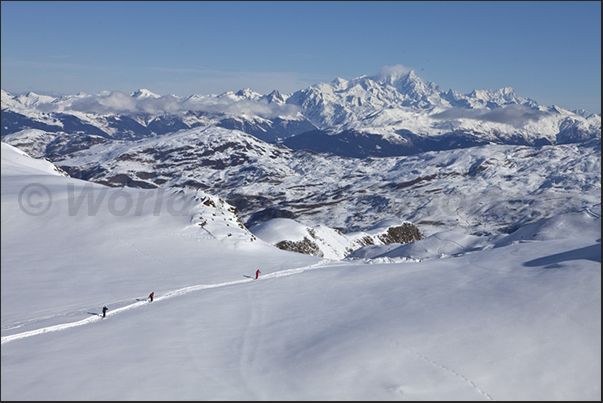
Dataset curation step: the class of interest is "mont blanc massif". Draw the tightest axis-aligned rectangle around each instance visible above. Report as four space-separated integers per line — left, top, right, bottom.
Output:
1 69 601 400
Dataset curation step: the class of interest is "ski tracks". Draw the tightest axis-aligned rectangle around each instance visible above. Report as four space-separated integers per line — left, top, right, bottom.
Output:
0 258 494 400
1 259 330 345
333 321 495 401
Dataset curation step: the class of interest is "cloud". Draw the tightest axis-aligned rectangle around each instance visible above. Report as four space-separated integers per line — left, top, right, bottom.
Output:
38 91 301 119
376 64 414 80
431 104 550 128
179 96 301 119
68 92 139 114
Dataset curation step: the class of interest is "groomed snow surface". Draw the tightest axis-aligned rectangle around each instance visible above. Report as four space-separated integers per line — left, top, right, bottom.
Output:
1 143 600 401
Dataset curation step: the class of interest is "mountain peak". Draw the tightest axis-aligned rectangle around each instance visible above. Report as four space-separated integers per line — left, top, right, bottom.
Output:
235 88 261 100
130 89 160 99
262 90 286 104
331 77 349 88
373 65 416 86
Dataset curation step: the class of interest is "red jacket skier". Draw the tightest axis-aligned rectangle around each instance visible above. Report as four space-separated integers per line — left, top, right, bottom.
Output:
149 292 154 302
255 269 261 280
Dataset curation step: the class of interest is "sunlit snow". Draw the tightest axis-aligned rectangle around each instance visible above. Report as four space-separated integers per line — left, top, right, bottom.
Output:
1 143 600 400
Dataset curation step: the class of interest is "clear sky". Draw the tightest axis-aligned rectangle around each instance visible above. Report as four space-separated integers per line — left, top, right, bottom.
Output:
1 1 601 113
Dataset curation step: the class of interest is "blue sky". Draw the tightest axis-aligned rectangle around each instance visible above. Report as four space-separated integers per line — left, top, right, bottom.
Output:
1 1 601 113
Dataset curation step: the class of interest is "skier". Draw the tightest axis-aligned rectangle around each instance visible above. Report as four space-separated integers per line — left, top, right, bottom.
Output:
149 292 154 302
255 269 261 280
102 306 108 318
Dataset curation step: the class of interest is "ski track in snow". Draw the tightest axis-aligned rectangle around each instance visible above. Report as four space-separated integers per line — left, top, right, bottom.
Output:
1 258 496 400
0 260 330 345
329 321 495 401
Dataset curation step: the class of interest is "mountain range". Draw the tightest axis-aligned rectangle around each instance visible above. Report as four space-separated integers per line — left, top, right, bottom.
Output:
1 69 600 254
2 69 600 156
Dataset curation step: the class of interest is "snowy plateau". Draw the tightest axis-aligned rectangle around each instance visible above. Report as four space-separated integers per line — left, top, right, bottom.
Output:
1 70 601 400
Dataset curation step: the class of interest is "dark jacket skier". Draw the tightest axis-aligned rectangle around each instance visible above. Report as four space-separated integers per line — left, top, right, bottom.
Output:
255 269 261 280
149 292 154 302
102 306 108 318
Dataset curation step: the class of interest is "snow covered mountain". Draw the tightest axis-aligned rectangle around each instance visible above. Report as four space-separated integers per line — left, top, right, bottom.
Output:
1 87 317 143
1 68 600 245
3 68 600 157
4 125 599 243
1 131 601 401
283 70 600 157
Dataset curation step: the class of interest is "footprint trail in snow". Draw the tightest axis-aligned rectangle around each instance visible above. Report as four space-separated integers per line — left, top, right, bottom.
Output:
1 260 329 345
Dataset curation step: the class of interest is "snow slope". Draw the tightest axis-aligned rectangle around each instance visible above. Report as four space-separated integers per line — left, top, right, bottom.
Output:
1 143 601 400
